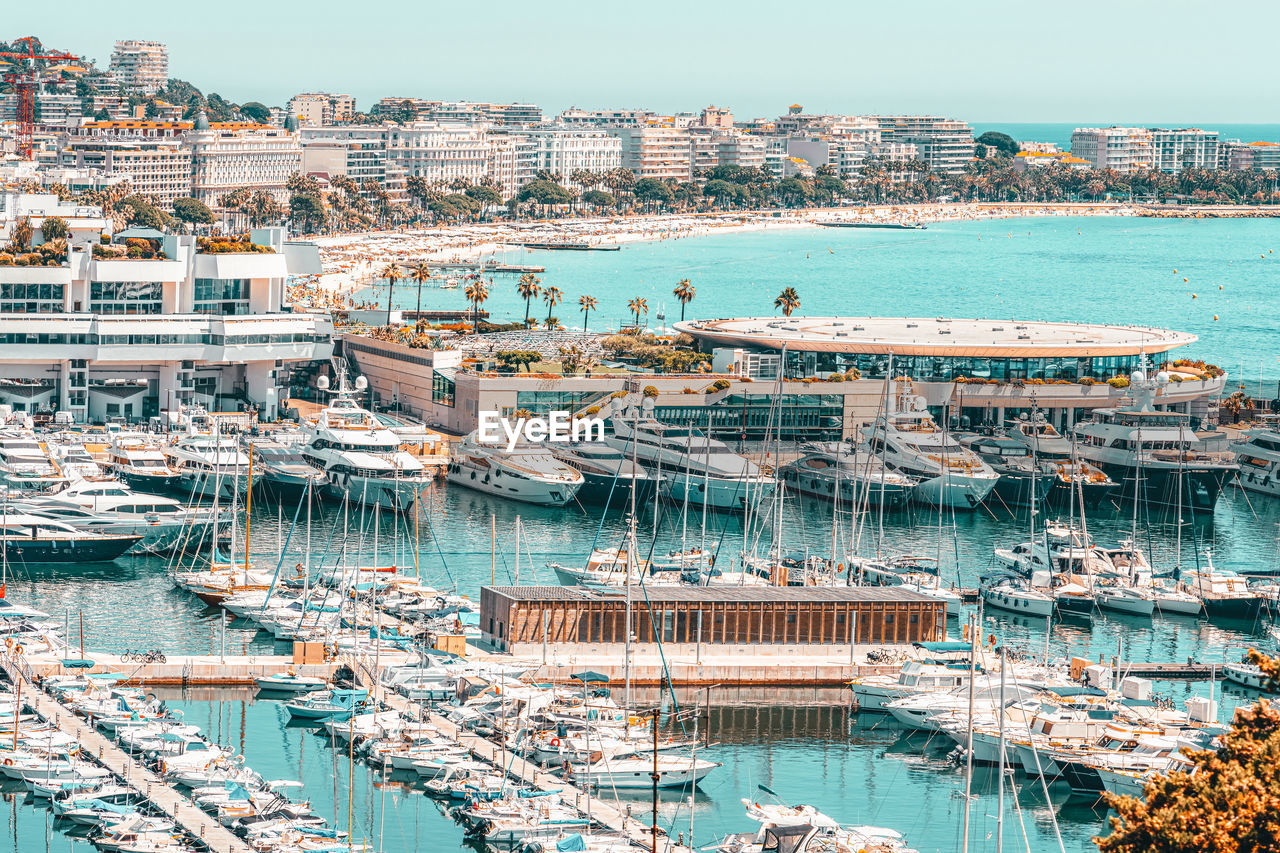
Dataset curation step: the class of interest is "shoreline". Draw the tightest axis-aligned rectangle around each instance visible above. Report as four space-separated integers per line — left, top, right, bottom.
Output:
300 201 1278 298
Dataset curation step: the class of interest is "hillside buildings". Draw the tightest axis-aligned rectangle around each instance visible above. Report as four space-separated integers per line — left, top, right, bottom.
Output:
108 40 168 95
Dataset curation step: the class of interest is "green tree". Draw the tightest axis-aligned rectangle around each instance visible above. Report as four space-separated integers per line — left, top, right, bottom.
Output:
578 294 597 331
10 216 32 251
516 273 541 326
239 101 271 123
496 350 541 373
975 131 1020 157
517 179 573 214
172 197 214 231
380 262 404 323
673 278 695 321
287 192 322 230
394 100 418 124
628 296 649 327
465 184 502 206
464 279 489 333
39 216 68 242
581 190 615 209
774 286 800 317
119 195 171 231
633 178 674 211
543 285 562 326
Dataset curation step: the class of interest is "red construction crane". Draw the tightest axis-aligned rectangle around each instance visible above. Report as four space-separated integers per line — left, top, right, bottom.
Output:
0 36 81 160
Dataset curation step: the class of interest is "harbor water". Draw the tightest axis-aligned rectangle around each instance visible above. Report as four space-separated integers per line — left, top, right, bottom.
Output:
8 216 1280 852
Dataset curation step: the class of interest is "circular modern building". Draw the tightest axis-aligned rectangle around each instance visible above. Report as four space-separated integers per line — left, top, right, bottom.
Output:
674 316 1199 384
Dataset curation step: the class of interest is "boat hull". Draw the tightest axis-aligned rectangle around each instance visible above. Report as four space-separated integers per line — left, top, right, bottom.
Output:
1 535 141 563
912 473 998 509
574 471 657 508
981 585 1053 617
1099 463 1233 513
780 468 913 507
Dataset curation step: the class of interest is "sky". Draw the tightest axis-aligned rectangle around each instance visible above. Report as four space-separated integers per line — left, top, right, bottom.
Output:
8 0 1280 123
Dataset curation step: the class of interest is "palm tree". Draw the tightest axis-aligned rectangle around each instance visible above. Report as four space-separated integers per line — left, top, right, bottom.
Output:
543 285 562 326
673 279 695 321
517 273 541 326
409 261 432 330
578 295 598 331
380 263 404 323
627 296 649 327
464 279 489 333
774 286 800 317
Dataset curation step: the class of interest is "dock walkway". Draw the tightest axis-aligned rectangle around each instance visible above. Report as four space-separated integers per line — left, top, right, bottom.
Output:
0 652 252 853
346 655 689 853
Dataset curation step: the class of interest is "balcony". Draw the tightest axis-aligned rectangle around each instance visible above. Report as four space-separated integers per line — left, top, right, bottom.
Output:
90 258 185 282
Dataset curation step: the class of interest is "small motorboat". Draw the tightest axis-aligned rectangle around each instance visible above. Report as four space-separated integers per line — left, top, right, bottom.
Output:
254 671 327 694
284 688 368 722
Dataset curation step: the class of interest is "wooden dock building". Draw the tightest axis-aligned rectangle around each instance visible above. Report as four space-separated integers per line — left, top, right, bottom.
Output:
479 586 945 654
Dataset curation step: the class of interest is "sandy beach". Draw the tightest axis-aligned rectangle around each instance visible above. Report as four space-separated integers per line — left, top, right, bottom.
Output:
300 201 1150 299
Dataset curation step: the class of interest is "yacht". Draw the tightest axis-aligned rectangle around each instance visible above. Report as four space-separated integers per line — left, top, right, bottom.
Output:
606 410 775 511
1072 368 1236 511
1002 414 1118 509
301 374 434 509
1232 417 1280 497
548 439 659 506
248 439 326 500
980 571 1054 617
106 437 183 492
31 479 217 554
447 431 584 506
0 508 141 562
958 433 1053 508
780 442 915 507
163 433 250 500
861 384 999 509
1182 560 1269 621
0 434 67 494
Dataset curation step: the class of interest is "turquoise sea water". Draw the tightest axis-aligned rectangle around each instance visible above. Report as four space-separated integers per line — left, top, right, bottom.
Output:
971 123 1280 150
379 216 1280 387
10 218 1280 852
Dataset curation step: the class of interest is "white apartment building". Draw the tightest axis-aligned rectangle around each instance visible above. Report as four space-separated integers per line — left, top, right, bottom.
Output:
60 137 193 205
1069 127 1154 172
0 192 109 248
287 93 357 126
558 108 657 127
698 106 734 129
0 220 330 422
108 40 169 95
188 122 303 208
521 128 622 181
370 99 540 126
607 127 692 181
1150 128 1219 173
300 138 407 202
302 123 490 186
873 116 974 173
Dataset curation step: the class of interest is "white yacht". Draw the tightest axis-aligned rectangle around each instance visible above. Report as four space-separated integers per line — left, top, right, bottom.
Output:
861 384 999 509
0 434 67 494
106 436 183 492
980 572 1054 617
301 374 434 509
29 479 217 554
163 433 250 500
1002 414 1117 509
780 442 916 507
1233 417 1280 497
548 439 659 506
1071 368 1236 511
447 431 584 506
606 410 775 511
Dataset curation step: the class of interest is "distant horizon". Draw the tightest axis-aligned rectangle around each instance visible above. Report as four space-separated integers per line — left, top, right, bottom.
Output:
9 0 1280 124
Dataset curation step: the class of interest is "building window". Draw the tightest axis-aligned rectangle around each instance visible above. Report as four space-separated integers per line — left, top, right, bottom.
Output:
0 283 65 313
432 371 455 407
90 281 162 314
193 278 250 315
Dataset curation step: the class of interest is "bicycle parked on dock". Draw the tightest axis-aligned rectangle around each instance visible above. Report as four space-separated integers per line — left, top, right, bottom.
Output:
120 649 167 664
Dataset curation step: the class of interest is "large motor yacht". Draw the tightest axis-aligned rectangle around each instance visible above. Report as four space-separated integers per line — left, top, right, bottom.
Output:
16 479 217 554
861 384 999 509
1232 416 1280 498
446 431 584 506
0 508 141 563
0 434 67 495
548 439 659 507
606 409 775 511
780 442 915 507
1002 414 1117 509
163 433 250 500
1071 368 1236 512
301 373 434 509
107 436 183 492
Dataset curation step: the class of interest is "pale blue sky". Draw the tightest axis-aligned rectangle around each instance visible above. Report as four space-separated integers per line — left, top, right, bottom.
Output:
10 0 1279 122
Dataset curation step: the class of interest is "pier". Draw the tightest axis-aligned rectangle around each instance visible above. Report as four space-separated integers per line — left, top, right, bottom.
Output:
425 261 546 273
0 652 253 853
16 652 338 686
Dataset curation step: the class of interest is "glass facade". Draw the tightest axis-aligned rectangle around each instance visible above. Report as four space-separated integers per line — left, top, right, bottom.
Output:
781 350 1148 383
433 371 455 407
0 283 64 313
656 393 844 441
193 278 250 315
90 281 162 314
512 389 600 415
